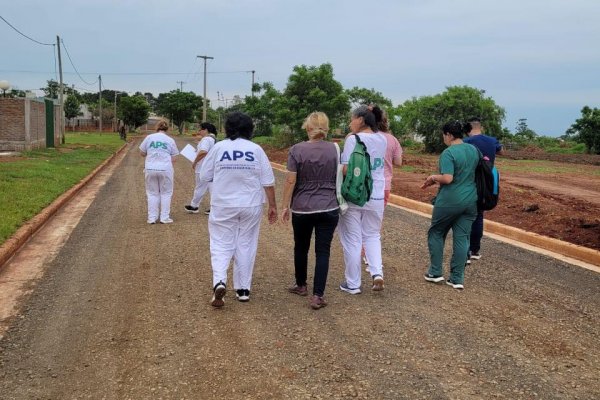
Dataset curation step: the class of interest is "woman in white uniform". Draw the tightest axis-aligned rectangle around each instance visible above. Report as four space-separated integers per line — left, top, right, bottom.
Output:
139 120 179 224
184 122 217 215
338 105 387 294
199 112 278 308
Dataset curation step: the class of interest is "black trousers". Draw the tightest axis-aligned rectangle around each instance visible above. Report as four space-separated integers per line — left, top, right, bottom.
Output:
291 210 339 296
469 210 484 254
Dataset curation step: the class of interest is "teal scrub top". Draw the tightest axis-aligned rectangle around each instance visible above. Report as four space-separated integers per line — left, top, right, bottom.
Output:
434 143 479 208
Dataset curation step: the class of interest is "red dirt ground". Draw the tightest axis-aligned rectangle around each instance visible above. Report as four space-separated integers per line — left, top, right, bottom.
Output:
265 146 600 251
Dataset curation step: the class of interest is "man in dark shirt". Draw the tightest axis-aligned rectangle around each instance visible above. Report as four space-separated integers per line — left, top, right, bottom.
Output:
463 117 503 262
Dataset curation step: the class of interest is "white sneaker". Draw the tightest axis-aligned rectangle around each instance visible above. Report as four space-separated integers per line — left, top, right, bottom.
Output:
339 282 362 295
211 282 226 307
446 280 464 290
160 218 174 224
372 275 384 291
147 219 156 224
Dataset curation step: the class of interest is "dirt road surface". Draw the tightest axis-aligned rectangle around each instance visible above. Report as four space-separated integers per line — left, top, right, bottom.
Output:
1 138 599 399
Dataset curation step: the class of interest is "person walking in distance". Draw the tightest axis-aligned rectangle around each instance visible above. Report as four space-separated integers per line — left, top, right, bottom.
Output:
422 121 479 290
199 112 278 308
463 117 503 263
338 105 387 295
139 119 179 224
184 122 217 215
281 112 339 310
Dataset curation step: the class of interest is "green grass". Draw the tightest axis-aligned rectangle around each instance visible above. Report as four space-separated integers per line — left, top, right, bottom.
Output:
252 136 275 146
0 133 122 245
495 159 587 174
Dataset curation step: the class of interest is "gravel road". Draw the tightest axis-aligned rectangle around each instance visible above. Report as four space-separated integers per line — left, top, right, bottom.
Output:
0 138 598 399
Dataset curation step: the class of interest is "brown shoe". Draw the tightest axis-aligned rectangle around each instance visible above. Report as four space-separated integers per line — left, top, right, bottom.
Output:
309 295 327 310
288 284 308 296
372 275 384 291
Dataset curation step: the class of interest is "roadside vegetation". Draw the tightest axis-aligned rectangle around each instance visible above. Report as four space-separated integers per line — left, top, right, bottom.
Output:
0 133 122 245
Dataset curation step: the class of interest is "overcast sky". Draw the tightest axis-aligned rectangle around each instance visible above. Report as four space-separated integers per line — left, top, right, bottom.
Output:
2 0 599 136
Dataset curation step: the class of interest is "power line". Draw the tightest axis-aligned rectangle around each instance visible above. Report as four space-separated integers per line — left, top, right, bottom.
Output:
60 39 98 86
0 69 252 76
0 15 54 46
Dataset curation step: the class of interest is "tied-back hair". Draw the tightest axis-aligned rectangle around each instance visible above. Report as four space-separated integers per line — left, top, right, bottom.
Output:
302 112 329 140
353 104 383 131
225 112 254 141
442 120 472 139
377 109 389 133
200 122 217 134
157 119 169 132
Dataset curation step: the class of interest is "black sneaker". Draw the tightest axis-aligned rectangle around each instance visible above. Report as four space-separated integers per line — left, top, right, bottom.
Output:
211 281 226 307
184 205 200 214
446 279 464 290
204 209 210 215
424 273 444 283
470 251 482 260
236 289 250 302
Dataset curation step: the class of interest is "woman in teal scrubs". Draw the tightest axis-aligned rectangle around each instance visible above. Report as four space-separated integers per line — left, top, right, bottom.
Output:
421 121 479 290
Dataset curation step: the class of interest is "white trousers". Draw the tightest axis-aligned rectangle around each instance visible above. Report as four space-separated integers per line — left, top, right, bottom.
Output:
338 206 384 288
209 205 263 290
145 169 174 222
190 173 211 208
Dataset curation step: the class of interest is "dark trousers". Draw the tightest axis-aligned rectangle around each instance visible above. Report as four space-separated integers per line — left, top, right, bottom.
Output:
469 211 484 254
292 210 339 297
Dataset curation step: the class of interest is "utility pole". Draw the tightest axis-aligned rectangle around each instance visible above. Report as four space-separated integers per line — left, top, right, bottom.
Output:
251 70 256 96
56 36 65 144
176 81 185 91
114 91 124 132
197 55 214 122
98 75 102 133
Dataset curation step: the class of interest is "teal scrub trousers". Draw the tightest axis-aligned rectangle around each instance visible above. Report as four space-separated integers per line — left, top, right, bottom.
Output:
427 203 477 284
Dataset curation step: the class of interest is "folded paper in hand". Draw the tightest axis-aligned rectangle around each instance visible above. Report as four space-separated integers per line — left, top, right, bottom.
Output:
180 144 197 163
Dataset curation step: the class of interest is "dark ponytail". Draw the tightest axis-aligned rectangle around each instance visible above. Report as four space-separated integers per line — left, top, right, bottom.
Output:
352 104 383 131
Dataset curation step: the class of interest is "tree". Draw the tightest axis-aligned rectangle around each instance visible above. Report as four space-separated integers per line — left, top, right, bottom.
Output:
244 82 281 136
42 79 60 99
395 86 506 153
88 98 113 122
118 95 151 130
346 86 392 109
567 106 600 154
513 118 537 142
6 89 26 98
275 64 350 141
64 95 81 131
156 90 203 134
143 92 157 111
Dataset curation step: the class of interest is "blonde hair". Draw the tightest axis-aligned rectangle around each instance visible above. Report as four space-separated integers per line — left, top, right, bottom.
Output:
157 119 169 132
302 112 329 140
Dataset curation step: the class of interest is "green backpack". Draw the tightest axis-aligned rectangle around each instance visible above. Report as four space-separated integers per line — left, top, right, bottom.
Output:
341 134 373 206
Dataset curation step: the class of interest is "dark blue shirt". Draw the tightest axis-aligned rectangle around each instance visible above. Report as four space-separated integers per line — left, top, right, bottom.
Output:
464 134 502 165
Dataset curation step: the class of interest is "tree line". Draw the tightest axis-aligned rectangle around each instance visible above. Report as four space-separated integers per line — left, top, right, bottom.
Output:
24 63 600 154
